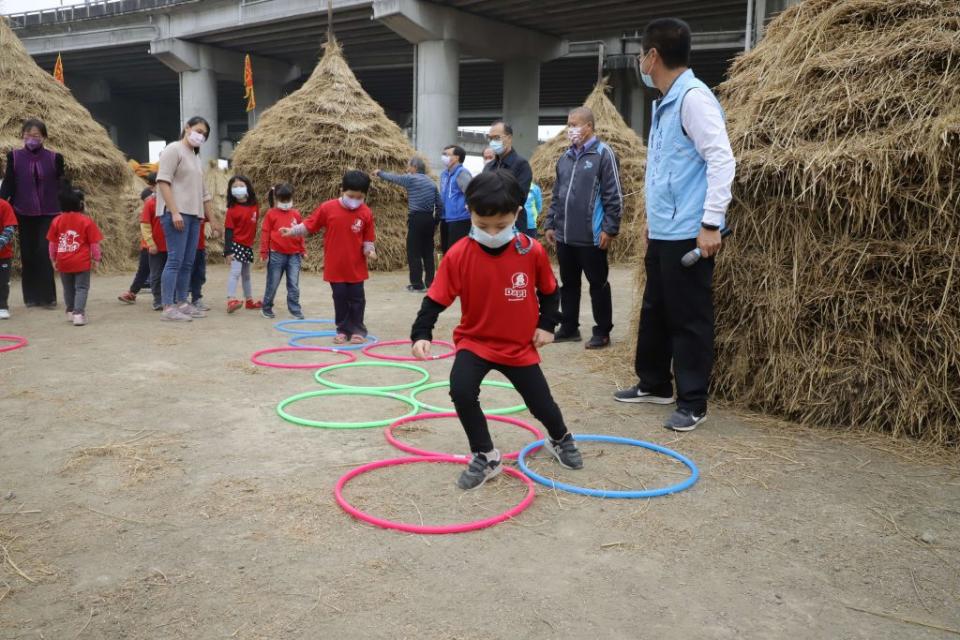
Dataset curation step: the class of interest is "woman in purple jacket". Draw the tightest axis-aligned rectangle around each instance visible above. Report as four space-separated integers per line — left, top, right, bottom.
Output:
0 118 65 307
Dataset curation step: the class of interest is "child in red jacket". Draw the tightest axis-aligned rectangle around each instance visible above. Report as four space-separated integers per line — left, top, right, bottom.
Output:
281 170 376 344
0 197 17 319
259 183 305 319
223 175 262 313
46 183 103 326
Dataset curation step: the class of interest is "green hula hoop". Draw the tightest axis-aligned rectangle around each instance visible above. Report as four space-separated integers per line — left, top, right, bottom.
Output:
409 380 527 415
314 361 430 392
277 389 420 429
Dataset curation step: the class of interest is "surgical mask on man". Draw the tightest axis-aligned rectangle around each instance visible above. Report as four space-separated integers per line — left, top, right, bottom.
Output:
341 196 364 210
231 186 248 199
470 221 516 249
441 155 452 168
638 53 656 89
566 127 583 145
277 201 293 211
489 140 505 155
187 130 206 148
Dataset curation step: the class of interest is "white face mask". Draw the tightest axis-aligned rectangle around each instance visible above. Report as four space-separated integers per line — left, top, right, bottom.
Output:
187 130 206 148
341 196 364 210
566 126 583 145
277 201 293 211
441 155 452 167
231 186 248 200
471 218 517 249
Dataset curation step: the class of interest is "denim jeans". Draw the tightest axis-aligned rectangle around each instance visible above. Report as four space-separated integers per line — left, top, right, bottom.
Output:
159 212 201 306
190 248 206 304
262 252 302 316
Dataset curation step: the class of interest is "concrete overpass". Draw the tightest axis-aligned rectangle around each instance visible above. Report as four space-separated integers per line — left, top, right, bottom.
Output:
8 0 797 168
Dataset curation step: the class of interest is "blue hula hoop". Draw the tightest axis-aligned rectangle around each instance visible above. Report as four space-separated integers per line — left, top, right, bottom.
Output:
288 333 380 351
517 434 699 499
274 319 338 335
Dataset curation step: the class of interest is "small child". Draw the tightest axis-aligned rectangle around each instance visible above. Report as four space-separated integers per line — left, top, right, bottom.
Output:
259 183 305 319
118 173 157 304
223 175 262 313
410 169 583 490
0 197 17 319
46 182 103 326
190 218 208 311
280 170 376 344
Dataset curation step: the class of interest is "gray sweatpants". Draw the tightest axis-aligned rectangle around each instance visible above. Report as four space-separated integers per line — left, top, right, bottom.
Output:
61 270 91 314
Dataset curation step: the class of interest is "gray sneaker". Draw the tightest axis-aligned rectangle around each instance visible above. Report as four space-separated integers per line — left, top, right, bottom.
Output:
542 433 583 470
613 384 674 405
457 450 502 490
192 299 211 312
161 307 193 322
178 302 207 318
664 409 706 432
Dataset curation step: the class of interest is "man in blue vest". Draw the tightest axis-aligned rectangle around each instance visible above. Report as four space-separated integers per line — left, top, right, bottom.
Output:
614 18 735 432
543 106 623 350
439 144 473 253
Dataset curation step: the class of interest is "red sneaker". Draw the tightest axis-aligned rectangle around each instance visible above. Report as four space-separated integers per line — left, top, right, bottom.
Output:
227 299 243 314
245 299 263 310
118 291 136 304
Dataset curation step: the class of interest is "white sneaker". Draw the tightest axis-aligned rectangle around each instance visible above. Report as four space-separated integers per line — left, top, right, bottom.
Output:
72 313 87 326
0 309 9 319
161 307 193 322
178 302 207 318
65 311 74 323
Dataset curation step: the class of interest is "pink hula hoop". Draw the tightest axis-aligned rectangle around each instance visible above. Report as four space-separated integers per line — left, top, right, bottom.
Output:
361 339 456 362
386 412 544 460
0 335 28 353
250 346 357 369
335 456 535 534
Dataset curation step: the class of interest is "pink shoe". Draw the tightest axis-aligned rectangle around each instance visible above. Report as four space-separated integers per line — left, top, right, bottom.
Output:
72 313 87 326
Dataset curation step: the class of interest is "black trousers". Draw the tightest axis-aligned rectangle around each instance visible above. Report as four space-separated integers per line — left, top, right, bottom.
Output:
0 258 10 309
443 220 471 253
128 249 151 294
148 252 167 307
449 349 569 454
407 214 435 288
330 282 366 337
16 214 57 306
634 239 715 413
556 242 613 337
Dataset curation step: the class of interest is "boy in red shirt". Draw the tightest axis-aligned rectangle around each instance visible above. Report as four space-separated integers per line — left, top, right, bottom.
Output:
0 197 17 319
259 183 305 319
223 175 262 313
410 170 583 490
117 173 157 305
46 183 103 326
281 170 377 344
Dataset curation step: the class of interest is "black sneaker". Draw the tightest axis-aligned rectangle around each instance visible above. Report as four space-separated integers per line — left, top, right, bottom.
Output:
542 433 583 470
664 408 706 432
553 327 582 343
585 335 610 349
457 450 502 490
406 284 426 293
613 384 674 405
260 308 276 319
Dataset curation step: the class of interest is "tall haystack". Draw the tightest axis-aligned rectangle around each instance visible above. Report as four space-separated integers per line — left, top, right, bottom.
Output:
530 80 647 263
713 0 960 444
0 18 141 271
232 38 421 272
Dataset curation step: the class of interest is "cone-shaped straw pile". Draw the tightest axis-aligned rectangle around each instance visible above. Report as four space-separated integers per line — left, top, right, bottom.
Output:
232 38 424 271
0 18 141 271
713 0 960 444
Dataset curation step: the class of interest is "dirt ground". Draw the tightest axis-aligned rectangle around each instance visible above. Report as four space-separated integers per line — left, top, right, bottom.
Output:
1 264 958 640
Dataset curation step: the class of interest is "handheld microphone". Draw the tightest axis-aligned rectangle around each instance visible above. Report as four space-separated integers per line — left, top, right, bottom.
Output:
681 227 733 267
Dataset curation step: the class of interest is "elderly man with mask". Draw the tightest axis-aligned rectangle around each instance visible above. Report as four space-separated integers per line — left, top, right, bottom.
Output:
483 121 532 235
376 157 442 292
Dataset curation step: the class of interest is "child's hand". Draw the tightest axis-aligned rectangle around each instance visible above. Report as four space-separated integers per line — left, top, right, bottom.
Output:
365 250 377 261
533 329 554 349
279 227 292 237
411 340 432 360
148 246 158 256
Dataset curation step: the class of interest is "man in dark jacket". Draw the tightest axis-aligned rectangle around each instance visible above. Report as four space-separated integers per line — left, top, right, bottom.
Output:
483 120 532 235
543 107 623 349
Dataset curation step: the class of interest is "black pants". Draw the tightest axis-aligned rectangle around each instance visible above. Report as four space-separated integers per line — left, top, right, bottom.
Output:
128 249 151 294
556 242 613 337
190 248 206 303
449 349 569 454
148 252 167 307
634 239 715 413
16 214 57 306
0 258 10 310
443 220 471 253
407 214 435 288
330 282 366 337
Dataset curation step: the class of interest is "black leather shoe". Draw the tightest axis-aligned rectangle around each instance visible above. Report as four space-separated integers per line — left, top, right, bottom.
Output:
553 328 582 342
585 335 610 349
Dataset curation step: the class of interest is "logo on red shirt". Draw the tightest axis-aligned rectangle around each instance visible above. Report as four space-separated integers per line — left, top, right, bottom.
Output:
505 272 528 301
351 218 363 234
58 230 80 253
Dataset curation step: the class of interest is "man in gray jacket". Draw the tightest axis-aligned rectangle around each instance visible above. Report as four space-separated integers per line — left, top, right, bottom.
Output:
543 107 623 349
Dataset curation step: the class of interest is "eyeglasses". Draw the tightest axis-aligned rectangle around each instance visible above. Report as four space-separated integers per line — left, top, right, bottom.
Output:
487 134 504 142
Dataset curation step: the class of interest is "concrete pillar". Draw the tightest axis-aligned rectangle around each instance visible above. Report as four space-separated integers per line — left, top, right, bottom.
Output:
179 66 219 166
415 39 459 173
628 83 647 141
248 78 283 129
502 58 540 159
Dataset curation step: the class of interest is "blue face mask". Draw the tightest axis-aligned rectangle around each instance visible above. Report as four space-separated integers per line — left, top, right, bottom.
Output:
489 140 505 155
471 218 516 249
638 53 656 89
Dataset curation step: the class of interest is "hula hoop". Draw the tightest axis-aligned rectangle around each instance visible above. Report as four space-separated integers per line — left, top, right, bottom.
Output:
277 388 418 429
250 346 357 370
288 333 379 351
410 380 527 415
361 339 456 362
335 455 536 534
314 361 430 392
0 335 28 353
517 434 699 499
386 412 544 460
274 318 337 335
